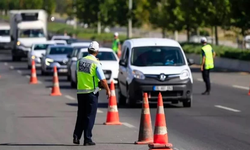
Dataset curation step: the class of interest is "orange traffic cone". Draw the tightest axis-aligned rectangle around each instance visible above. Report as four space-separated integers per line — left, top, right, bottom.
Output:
29 60 38 84
248 85 250 96
103 80 122 125
50 66 62 96
135 93 153 144
148 92 173 150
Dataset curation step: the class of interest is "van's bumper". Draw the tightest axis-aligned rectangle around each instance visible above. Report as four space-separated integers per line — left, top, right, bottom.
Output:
128 77 192 103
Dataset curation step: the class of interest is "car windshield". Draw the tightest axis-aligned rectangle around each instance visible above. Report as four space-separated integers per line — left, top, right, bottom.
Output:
131 46 185 66
48 47 73 55
72 46 89 57
66 38 78 44
79 52 117 61
56 43 65 45
0 29 10 36
19 29 45 38
33 44 54 50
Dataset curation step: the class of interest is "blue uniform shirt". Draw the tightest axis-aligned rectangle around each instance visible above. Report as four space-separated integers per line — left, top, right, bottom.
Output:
77 54 106 80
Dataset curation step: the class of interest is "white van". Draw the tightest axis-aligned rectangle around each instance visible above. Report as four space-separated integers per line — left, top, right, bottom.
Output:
117 38 194 107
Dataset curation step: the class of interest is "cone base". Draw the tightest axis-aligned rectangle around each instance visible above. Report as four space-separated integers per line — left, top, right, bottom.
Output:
148 143 173 149
103 122 122 125
135 140 153 145
248 92 250 96
30 81 38 84
50 93 62 96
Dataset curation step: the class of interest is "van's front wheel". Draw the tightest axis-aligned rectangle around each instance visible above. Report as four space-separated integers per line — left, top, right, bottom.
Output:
182 95 192 108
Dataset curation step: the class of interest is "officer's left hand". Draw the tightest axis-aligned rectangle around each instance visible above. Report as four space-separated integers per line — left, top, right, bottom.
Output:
200 66 203 71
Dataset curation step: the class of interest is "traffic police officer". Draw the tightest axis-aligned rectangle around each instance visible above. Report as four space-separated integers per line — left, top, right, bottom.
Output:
200 37 216 95
73 41 111 146
112 32 121 57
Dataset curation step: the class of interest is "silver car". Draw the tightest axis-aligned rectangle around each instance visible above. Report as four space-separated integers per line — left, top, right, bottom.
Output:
41 45 74 75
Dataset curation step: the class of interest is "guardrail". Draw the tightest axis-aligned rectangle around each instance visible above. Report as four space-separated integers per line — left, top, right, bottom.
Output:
186 53 250 72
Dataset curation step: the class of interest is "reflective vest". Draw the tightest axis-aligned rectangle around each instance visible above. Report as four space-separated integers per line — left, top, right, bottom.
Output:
201 44 214 70
112 39 119 52
77 55 100 94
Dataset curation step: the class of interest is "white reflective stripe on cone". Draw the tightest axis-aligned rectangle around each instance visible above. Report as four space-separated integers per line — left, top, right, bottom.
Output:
54 82 59 87
154 126 167 135
108 105 118 112
157 106 164 114
31 73 37 77
32 65 36 69
54 72 58 77
143 108 150 114
111 90 116 96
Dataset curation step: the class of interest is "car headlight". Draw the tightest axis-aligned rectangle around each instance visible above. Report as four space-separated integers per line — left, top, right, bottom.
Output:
180 69 190 80
31 55 38 59
132 70 145 79
45 58 54 66
17 41 21 46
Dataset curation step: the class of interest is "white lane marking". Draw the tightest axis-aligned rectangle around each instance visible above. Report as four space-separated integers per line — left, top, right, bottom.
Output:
197 78 203 81
215 105 241 113
4 62 8 66
65 95 75 101
17 70 22 74
232 85 249 90
9 66 14 69
25 75 30 79
97 109 103 113
122 122 135 128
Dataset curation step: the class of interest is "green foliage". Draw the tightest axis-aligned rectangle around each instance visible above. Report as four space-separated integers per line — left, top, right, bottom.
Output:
181 43 250 61
43 0 57 16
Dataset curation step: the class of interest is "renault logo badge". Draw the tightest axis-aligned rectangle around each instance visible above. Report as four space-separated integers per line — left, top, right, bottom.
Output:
159 73 166 81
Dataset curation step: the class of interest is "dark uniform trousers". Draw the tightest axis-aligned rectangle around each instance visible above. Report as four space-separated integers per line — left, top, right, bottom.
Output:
73 92 99 143
202 65 211 92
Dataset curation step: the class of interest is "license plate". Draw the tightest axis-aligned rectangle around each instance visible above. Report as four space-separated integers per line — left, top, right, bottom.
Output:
153 86 173 91
59 69 67 72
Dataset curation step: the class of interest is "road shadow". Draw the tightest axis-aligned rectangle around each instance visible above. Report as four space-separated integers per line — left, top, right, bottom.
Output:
44 78 69 83
0 143 78 146
66 102 182 109
45 85 72 89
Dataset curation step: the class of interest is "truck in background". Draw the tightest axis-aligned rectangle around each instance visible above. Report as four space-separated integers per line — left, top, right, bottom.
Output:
9 9 48 61
0 24 11 49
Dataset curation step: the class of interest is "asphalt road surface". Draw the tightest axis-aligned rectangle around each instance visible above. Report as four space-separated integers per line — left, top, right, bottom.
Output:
0 49 250 150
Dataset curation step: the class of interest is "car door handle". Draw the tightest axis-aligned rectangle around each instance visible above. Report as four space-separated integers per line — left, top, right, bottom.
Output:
120 71 123 74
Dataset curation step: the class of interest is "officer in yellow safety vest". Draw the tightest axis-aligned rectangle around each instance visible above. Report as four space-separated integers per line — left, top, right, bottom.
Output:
73 41 111 146
112 32 121 57
200 37 216 95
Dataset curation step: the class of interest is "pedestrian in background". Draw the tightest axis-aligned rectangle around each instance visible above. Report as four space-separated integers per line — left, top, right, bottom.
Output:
200 37 216 95
112 32 121 57
73 41 111 146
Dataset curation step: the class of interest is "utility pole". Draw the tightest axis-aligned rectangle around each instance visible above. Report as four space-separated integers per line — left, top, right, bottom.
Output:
127 0 132 38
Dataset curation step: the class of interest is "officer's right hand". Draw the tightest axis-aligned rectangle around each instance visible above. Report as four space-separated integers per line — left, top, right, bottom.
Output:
106 90 111 99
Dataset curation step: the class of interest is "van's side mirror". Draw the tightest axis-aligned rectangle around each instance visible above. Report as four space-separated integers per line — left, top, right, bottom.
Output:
41 53 45 57
71 57 77 61
187 58 194 66
119 59 127 66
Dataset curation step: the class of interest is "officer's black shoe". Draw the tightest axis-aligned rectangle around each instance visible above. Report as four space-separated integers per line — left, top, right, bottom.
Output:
73 135 80 145
84 141 96 146
202 91 210 95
